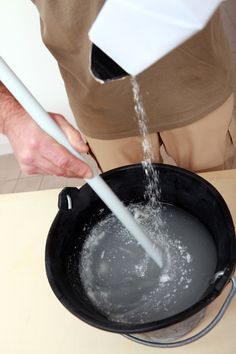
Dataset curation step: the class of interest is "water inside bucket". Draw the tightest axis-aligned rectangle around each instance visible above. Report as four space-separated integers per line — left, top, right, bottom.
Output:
78 202 217 324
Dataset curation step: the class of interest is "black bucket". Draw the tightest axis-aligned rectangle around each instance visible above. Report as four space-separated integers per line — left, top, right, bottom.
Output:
45 164 236 347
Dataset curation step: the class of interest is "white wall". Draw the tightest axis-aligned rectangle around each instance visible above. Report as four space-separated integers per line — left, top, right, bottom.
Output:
0 0 76 155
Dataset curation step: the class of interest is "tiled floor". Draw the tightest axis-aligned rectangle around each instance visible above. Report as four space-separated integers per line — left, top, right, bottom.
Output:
0 2 236 194
0 153 86 194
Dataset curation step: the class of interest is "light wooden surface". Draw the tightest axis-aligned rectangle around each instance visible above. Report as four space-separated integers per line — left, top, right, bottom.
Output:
0 169 236 354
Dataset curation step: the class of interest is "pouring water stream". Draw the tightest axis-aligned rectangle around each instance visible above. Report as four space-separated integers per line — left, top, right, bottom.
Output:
0 56 163 268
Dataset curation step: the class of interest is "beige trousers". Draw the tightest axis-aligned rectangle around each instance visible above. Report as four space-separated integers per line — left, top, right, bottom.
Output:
85 94 236 173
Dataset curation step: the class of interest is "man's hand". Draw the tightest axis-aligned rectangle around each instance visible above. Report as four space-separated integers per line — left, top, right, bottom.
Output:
3 108 93 179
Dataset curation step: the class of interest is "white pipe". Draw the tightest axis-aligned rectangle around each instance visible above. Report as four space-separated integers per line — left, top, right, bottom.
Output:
0 57 163 268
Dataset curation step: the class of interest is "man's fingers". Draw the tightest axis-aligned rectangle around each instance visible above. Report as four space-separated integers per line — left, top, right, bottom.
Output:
21 158 80 178
7 110 93 179
18 133 93 178
40 138 93 179
20 164 45 176
49 113 89 153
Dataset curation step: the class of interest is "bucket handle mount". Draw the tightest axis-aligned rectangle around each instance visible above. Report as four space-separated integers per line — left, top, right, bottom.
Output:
124 276 236 348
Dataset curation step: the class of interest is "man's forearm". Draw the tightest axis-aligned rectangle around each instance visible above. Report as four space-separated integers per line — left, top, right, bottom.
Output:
0 82 24 134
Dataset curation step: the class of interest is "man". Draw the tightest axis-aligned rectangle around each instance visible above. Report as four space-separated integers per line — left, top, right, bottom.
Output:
0 1 235 178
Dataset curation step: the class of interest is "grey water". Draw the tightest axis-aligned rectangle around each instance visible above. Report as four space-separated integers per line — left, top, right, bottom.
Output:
79 202 217 324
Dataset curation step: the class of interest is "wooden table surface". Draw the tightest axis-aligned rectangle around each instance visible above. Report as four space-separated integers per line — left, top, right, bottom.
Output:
0 169 236 354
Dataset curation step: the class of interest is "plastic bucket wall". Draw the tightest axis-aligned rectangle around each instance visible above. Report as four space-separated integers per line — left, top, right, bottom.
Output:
45 164 236 342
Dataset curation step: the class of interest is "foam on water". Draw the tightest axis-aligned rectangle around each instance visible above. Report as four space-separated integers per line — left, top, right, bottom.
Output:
79 202 217 324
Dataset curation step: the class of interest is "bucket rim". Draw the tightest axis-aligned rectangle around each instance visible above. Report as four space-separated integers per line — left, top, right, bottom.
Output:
45 163 236 334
